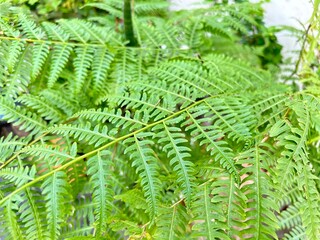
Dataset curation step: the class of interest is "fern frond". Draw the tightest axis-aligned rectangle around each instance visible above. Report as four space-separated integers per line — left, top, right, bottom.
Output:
278 205 302 230
0 199 24 240
61 193 95 238
0 133 26 164
124 133 161 220
70 20 107 44
298 163 320 239
17 95 65 122
236 144 279 239
269 99 311 191
75 108 147 131
40 89 79 116
5 40 25 72
210 168 246 238
127 79 195 109
73 46 94 95
18 188 48 240
139 21 180 49
47 44 73 88
58 20 90 43
0 1 318 239
91 47 114 96
155 203 189 240
0 97 47 135
204 54 266 87
134 1 168 16
107 91 174 121
151 59 215 98
191 182 230 240
31 43 50 79
3 45 31 98
42 171 70 240
21 143 77 167
84 1 123 19
204 97 254 141
42 22 69 42
183 105 237 178
109 48 144 89
283 226 306 240
114 188 147 211
48 122 114 147
18 13 45 40
87 151 114 236
109 219 144 238
0 166 36 187
252 93 289 128
154 122 195 206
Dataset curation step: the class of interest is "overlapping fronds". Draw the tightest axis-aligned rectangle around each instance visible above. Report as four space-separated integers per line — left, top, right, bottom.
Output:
0 0 319 239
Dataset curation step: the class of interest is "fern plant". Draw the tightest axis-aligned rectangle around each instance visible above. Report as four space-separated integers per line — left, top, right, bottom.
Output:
0 0 319 239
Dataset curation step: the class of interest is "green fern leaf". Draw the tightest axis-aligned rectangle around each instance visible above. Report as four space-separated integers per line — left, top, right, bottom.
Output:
236 144 279 239
278 205 302 230
0 166 36 187
40 89 79 116
18 188 48 240
155 204 189 240
91 47 114 96
42 22 69 42
0 97 47 135
47 44 73 88
48 122 115 147
73 46 94 95
283 226 306 240
210 168 246 238
87 151 114 236
6 40 25 72
184 106 238 179
1 199 24 240
31 43 50 79
75 108 147 131
124 133 161 220
71 20 106 44
17 94 65 122
114 189 147 211
204 97 254 141
0 133 27 164
84 2 123 19
42 171 70 240
4 46 32 98
21 143 76 167
154 122 195 206
191 182 230 240
18 13 45 39
298 164 320 239
58 20 90 43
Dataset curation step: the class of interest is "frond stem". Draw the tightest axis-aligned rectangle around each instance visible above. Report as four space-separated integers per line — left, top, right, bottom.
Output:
0 36 187 51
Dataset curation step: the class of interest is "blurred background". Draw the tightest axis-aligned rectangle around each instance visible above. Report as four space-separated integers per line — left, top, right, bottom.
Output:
171 0 313 60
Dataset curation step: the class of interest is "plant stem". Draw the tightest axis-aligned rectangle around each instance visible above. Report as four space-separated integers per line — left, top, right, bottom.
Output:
124 0 138 47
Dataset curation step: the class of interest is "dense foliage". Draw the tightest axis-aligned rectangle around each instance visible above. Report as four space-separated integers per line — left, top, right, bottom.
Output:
0 0 319 239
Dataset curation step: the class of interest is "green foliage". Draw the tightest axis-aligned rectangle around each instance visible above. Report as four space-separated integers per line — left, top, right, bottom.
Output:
0 0 319 239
